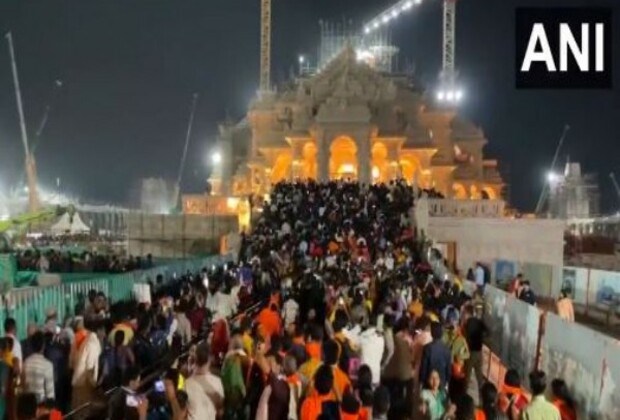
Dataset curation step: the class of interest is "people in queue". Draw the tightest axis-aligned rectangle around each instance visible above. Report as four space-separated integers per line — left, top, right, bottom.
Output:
0 179 583 420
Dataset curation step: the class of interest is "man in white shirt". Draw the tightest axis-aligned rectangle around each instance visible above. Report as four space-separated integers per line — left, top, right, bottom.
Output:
23 331 54 403
282 295 299 327
186 342 224 419
358 317 385 386
474 262 486 288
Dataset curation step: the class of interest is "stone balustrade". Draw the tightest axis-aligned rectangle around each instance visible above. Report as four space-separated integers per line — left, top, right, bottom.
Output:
427 198 506 218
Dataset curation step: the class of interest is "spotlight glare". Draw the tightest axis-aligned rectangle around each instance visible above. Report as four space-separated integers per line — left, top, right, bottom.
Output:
403 1 414 10
437 91 445 101
211 151 222 165
414 0 422 4
364 27 370 34
391 10 399 18
446 91 454 101
382 15 390 23
455 90 463 101
373 21 380 28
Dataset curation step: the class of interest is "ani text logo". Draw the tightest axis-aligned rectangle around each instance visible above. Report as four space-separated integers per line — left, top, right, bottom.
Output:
516 8 612 89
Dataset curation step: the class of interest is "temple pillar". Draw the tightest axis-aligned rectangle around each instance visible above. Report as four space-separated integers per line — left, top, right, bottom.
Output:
317 136 329 183
357 135 371 185
290 141 303 181
386 144 401 180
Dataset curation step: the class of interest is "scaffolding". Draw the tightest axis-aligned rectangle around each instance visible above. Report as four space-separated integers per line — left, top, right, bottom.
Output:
547 162 600 219
318 20 398 73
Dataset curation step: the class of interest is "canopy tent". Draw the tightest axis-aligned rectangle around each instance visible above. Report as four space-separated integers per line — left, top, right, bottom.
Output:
70 213 91 234
50 213 72 235
50 212 91 235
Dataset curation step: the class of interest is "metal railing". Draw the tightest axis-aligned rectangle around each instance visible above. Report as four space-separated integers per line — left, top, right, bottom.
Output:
63 298 266 419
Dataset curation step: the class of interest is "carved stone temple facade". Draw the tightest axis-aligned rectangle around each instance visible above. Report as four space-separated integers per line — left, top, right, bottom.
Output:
208 46 504 200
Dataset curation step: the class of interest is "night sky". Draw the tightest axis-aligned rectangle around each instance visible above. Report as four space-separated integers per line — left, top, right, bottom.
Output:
0 0 618 211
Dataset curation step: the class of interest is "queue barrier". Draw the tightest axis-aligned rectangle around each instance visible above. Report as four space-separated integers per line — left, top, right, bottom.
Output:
0 254 232 339
63 297 267 419
468 280 620 419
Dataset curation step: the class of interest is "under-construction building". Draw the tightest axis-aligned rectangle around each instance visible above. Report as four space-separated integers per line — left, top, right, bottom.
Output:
139 178 177 214
548 161 600 219
318 20 398 73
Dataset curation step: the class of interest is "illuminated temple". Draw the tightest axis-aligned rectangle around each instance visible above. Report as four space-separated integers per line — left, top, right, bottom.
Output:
198 45 503 211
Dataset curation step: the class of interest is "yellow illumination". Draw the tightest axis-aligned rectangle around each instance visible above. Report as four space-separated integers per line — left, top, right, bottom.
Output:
339 164 355 174
226 197 240 210
372 166 380 179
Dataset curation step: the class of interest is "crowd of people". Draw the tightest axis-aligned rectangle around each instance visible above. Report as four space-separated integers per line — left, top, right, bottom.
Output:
1 179 579 420
16 250 154 274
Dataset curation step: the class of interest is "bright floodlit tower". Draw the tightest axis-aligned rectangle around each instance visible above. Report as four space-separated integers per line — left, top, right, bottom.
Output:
260 0 272 93
362 0 464 106
435 0 463 106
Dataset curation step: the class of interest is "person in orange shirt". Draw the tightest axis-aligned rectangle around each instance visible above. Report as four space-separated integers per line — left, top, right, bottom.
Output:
340 391 362 420
299 326 323 384
475 382 502 420
323 339 351 397
300 364 339 420
498 369 530 419
256 303 281 342
551 379 577 420
556 290 575 323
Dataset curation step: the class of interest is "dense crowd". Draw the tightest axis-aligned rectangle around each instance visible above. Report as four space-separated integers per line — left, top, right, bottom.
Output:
16 250 154 274
1 179 578 420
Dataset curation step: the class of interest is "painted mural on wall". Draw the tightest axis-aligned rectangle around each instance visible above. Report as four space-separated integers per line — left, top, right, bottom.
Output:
483 286 540 382
541 313 620 419
561 268 576 296
560 266 588 305
493 259 517 287
590 269 620 305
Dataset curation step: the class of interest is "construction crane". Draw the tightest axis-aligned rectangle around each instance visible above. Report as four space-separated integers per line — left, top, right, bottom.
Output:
260 0 272 92
32 79 64 154
6 32 39 212
534 124 570 216
362 0 463 106
610 173 620 210
171 93 199 211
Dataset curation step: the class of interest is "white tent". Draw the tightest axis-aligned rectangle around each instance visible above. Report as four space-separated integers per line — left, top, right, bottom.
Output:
70 213 91 234
50 213 72 235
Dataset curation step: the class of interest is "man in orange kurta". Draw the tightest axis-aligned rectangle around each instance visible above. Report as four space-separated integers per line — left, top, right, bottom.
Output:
256 303 281 342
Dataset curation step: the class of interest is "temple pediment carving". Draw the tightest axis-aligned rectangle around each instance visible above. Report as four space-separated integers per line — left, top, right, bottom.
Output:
208 46 504 200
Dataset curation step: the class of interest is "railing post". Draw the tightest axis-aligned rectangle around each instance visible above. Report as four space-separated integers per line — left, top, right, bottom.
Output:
535 311 546 371
585 268 591 316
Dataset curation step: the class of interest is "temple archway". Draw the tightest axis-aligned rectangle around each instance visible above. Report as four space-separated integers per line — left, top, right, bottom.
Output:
271 153 292 184
371 142 388 183
452 183 468 199
329 136 358 180
482 186 497 200
302 142 317 180
399 155 422 185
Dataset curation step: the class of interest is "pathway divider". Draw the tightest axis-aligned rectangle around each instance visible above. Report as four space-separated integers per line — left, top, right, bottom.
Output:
462 279 620 419
0 254 232 339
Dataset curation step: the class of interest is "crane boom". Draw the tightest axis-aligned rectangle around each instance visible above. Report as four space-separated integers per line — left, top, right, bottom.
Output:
534 124 570 215
6 32 39 212
171 93 199 210
442 0 456 84
260 0 272 92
